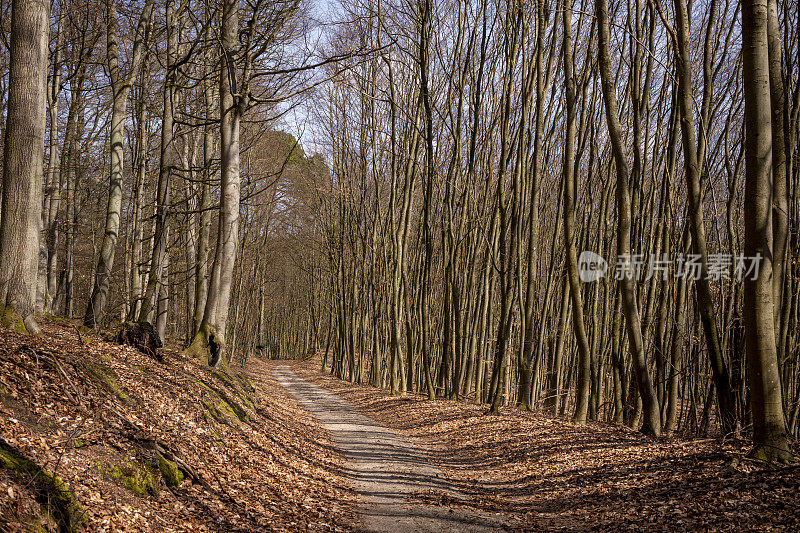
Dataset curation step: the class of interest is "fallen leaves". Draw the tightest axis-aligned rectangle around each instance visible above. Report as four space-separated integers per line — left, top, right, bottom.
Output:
0 320 356 532
296 361 800 532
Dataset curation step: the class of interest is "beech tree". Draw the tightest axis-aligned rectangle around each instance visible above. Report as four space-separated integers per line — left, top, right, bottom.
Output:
0 0 50 335
740 0 793 463
0 0 797 461
84 0 155 328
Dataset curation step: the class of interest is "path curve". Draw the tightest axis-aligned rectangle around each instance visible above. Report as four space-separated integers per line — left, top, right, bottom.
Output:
273 366 504 532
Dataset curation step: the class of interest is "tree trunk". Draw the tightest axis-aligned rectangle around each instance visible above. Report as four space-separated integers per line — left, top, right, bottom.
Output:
596 0 661 436
0 0 49 335
138 0 178 328
740 0 793 463
186 0 241 367
765 0 788 343
671 0 736 436
41 15 64 314
562 0 593 424
85 0 154 328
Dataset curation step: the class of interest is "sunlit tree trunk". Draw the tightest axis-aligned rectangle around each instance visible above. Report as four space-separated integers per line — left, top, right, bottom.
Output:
41 15 64 314
84 0 154 328
187 0 241 367
0 0 49 335
138 0 179 328
740 0 793 463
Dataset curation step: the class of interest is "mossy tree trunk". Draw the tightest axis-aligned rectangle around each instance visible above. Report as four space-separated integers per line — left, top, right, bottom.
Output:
0 0 50 336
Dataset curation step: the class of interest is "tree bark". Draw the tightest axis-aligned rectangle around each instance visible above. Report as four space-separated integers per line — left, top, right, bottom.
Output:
0 0 50 335
671 0 736 436
562 0 593 424
84 0 154 328
186 0 241 367
596 0 661 436
740 0 793 463
138 0 179 328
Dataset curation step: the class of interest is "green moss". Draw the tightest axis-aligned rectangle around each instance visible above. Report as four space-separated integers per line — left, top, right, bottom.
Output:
46 315 73 326
0 443 84 531
183 324 220 365
77 361 129 402
198 380 248 422
748 444 796 464
25 520 49 533
106 458 159 497
202 398 231 425
156 453 184 487
1 305 30 334
238 390 255 412
203 412 226 442
213 371 257 411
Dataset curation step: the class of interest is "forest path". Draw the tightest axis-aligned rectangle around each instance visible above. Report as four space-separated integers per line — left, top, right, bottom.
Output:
272 366 505 532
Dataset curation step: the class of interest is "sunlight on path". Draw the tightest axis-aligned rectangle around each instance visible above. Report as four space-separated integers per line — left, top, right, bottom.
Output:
273 366 505 532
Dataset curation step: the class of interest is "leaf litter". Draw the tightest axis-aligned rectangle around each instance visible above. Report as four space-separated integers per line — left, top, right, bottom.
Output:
294 361 799 532
0 320 357 532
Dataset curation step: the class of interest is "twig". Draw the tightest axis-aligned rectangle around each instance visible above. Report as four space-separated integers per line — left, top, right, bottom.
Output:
73 326 85 346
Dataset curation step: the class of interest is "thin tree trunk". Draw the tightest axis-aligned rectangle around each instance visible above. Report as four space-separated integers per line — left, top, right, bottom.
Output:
562 0 593 424
138 0 178 328
42 15 64 313
84 0 154 328
671 0 736 437
596 0 661 436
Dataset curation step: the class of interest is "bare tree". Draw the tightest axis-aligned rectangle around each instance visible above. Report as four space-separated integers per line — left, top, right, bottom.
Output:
84 0 154 328
740 0 794 463
0 0 49 335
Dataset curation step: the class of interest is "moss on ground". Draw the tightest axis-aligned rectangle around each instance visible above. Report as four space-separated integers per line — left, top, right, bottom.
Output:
202 398 233 426
156 453 184 487
77 361 129 402
0 442 84 532
104 457 160 498
203 412 226 442
213 370 257 411
197 380 248 423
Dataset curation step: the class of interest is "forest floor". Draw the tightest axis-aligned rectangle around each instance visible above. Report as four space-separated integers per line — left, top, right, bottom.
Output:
0 319 357 532
1 319 798 532
290 360 800 532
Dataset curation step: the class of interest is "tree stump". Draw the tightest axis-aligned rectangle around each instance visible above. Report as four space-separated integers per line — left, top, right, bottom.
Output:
116 322 163 361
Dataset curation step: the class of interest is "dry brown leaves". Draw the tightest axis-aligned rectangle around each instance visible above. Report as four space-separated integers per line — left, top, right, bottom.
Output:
295 361 799 532
0 321 356 532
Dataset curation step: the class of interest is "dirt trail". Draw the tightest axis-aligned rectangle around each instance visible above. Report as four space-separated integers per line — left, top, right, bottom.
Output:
272 366 505 532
